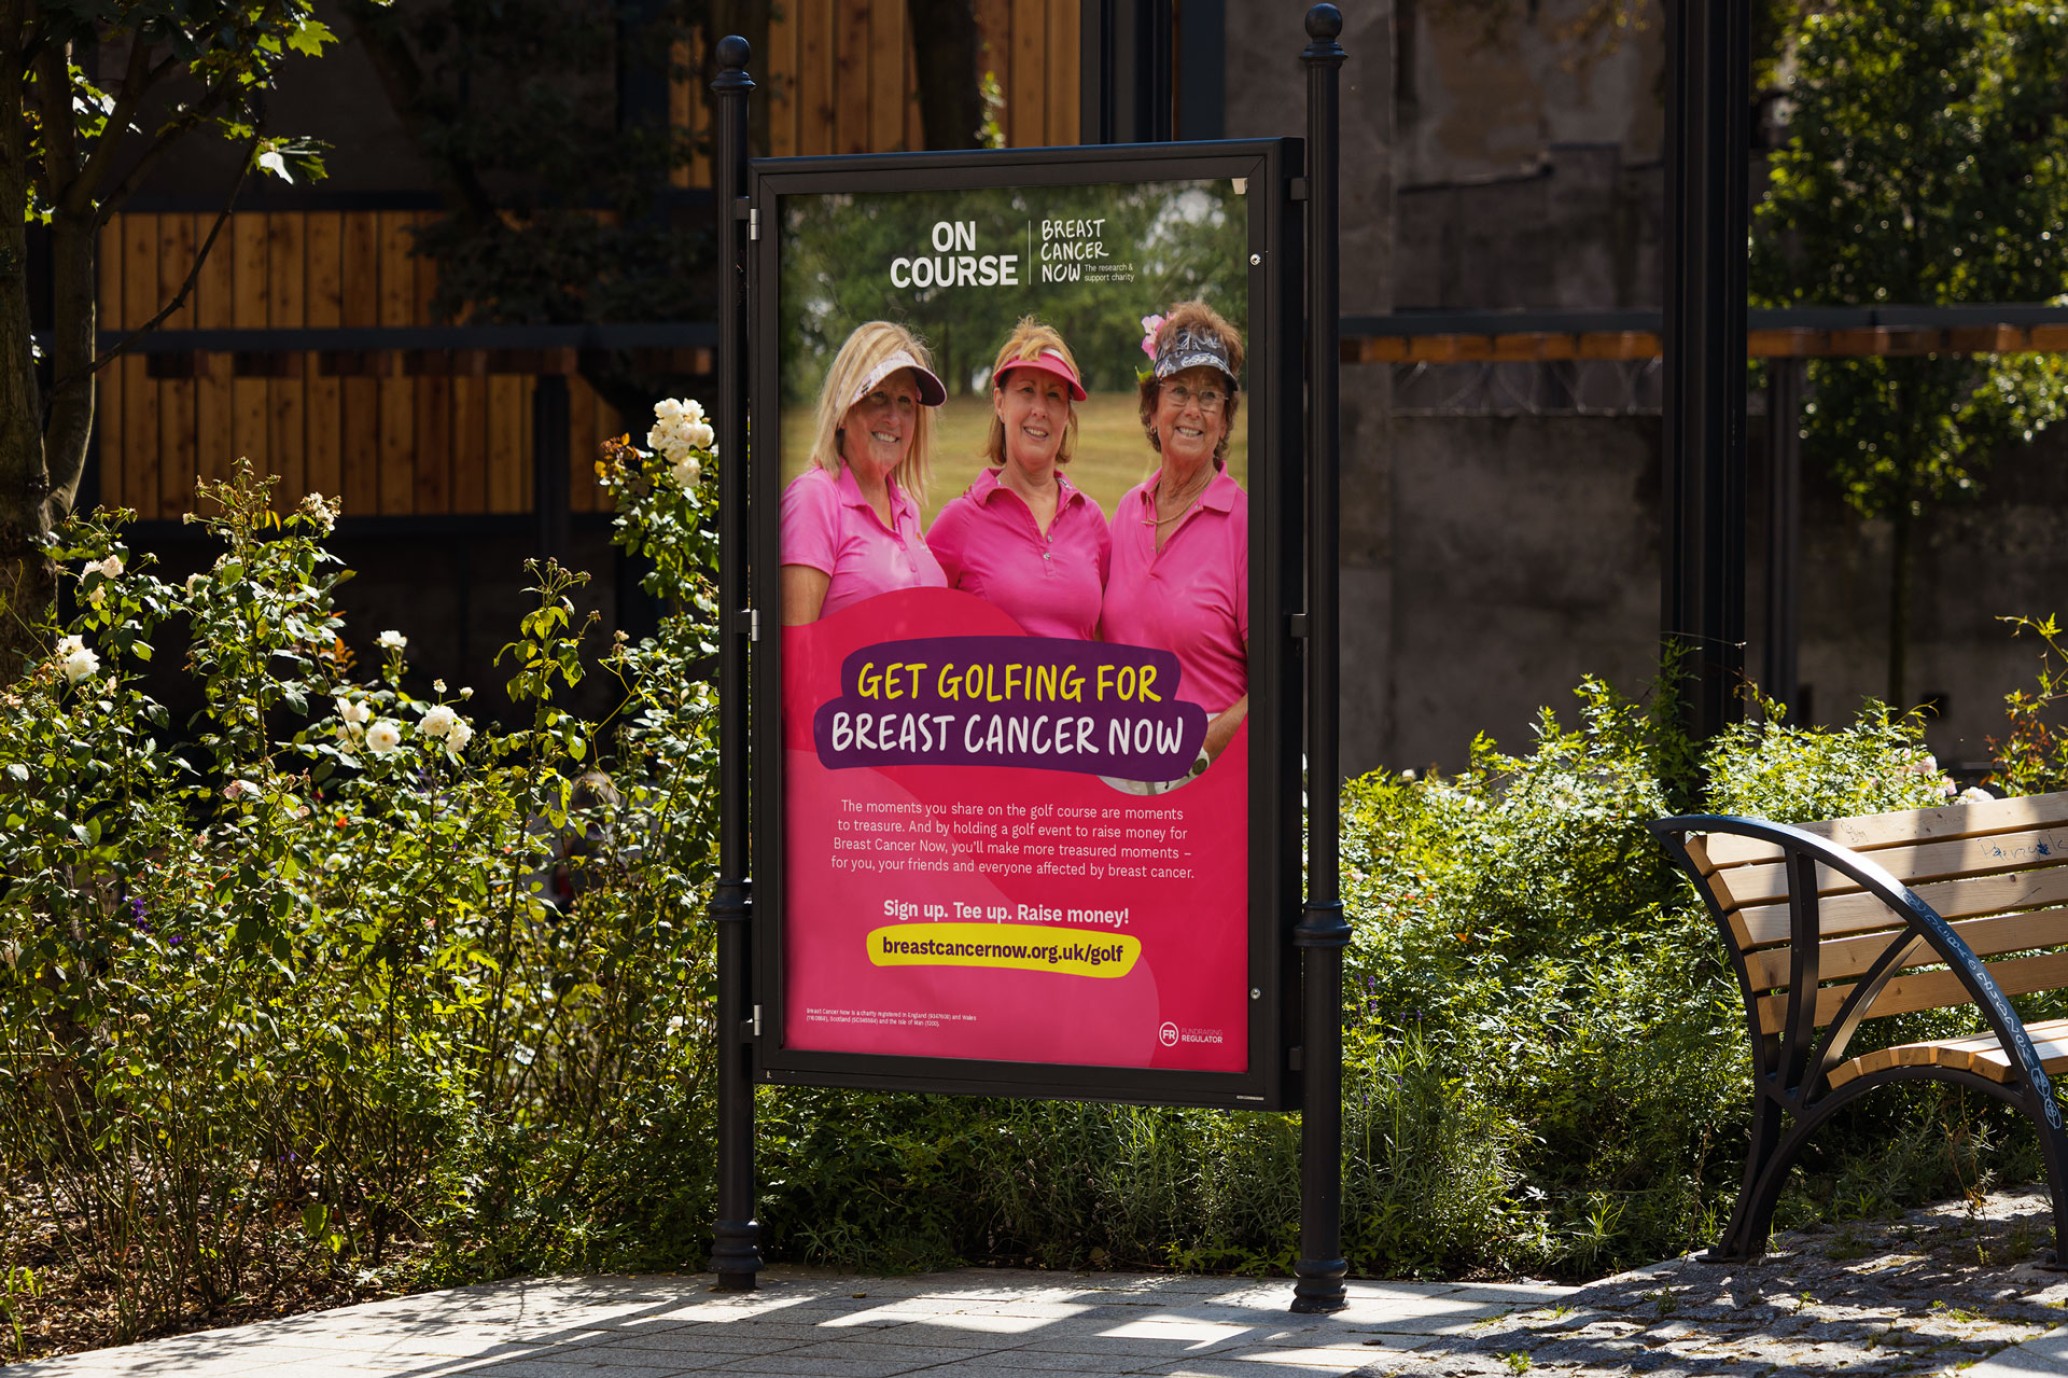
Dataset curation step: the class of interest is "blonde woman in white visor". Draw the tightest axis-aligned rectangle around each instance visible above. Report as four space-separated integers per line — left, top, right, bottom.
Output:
780 321 950 624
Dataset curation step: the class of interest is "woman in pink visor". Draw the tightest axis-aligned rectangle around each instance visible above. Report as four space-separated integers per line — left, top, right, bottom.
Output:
1101 302 1248 766
779 321 949 624
927 318 1110 640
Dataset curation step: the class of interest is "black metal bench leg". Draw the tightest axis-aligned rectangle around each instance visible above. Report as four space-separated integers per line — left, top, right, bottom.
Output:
2027 1093 2068 1270
1707 1095 1785 1263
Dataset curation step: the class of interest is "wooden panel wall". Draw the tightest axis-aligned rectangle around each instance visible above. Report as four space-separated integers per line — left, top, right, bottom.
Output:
93 4 1085 518
761 0 1080 155
95 211 622 519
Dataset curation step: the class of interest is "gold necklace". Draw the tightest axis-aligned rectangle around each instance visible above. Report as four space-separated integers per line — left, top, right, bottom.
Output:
1145 469 1211 527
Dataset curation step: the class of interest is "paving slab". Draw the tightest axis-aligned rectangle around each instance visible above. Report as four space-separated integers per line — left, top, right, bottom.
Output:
25 1186 2068 1377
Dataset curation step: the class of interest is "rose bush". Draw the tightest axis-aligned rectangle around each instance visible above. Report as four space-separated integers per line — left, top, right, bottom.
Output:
0 401 2043 1359
0 414 723 1351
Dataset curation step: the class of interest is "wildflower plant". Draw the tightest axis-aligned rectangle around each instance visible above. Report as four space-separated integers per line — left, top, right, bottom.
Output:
0 421 726 1351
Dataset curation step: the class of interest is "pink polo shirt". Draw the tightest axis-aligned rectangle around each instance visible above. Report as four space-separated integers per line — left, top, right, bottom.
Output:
926 468 1111 640
779 463 946 619
1100 467 1248 712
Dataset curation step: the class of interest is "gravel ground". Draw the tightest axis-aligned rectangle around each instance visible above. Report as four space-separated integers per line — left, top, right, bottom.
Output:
1360 1185 2068 1377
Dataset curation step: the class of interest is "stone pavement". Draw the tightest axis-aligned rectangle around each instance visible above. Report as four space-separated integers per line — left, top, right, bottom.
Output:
14 1186 2068 1378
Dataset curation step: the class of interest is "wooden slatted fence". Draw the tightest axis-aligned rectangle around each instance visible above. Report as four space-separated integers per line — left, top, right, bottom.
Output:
91 4 1085 518
94 210 636 520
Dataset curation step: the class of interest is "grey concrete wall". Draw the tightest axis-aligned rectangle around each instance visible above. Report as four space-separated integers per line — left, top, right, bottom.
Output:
1369 409 2068 779
1793 424 2068 777
1395 145 1663 311
1383 414 1662 771
1395 0 1665 186
1225 0 1398 775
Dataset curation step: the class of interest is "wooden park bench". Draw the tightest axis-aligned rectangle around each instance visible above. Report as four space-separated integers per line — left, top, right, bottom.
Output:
1652 791 2068 1263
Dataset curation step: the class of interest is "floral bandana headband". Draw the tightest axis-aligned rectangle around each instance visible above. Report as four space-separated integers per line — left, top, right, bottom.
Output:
1150 322 1236 384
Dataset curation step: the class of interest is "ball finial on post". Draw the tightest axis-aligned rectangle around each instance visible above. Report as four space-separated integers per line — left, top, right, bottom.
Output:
1305 4 1343 42
716 34 751 71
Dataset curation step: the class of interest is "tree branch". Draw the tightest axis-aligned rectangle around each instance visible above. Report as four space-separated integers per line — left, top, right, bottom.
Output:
29 23 85 198
60 34 163 214
45 133 257 407
340 0 497 223
89 63 248 223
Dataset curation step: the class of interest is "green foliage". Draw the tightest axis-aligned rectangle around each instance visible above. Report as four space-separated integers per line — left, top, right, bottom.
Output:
0 440 723 1347
1752 0 2068 701
2 421 2045 1354
1751 0 2068 511
19 0 348 223
1706 702 1956 823
336 0 716 419
1987 615 2068 796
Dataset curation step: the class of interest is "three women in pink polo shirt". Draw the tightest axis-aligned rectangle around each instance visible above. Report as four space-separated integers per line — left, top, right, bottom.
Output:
780 308 1250 776
927 319 1111 641
779 322 950 624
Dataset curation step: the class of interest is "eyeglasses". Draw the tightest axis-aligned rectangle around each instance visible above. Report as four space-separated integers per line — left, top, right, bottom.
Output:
1163 383 1227 413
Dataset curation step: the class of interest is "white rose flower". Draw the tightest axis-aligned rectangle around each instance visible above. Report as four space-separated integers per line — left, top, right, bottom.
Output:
671 455 701 488
1960 786 1995 804
459 686 475 700
365 720 402 755
654 398 684 422
376 630 407 652
647 424 670 453
686 420 715 451
86 554 123 580
336 696 372 726
62 647 100 683
681 398 706 423
418 704 457 738
433 678 447 693
56 634 85 658
444 717 474 757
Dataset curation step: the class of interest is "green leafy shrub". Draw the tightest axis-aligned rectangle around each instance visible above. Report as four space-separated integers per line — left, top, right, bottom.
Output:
2 418 2043 1359
1988 615 2068 797
0 435 725 1347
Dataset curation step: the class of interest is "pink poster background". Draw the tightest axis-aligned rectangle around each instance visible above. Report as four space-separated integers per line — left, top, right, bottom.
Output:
781 587 1250 1072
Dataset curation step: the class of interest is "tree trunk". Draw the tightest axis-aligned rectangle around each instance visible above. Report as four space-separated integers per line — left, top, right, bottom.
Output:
0 8 63 681
1887 500 1912 710
906 0 985 149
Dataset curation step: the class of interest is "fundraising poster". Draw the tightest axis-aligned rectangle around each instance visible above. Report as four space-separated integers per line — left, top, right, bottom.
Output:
775 177 1254 1074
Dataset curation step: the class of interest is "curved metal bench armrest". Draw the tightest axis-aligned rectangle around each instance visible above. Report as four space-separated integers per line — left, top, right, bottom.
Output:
1651 814 2063 1121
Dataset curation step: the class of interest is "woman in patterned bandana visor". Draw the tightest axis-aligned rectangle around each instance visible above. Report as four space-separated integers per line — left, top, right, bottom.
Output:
1100 302 1249 789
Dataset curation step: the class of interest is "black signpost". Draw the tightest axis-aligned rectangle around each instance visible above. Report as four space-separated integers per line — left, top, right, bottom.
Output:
1291 5 1349 1317
705 6 1346 1312
708 33 761 1295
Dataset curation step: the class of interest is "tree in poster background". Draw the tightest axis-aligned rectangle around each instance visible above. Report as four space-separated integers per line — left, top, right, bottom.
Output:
779 181 1249 405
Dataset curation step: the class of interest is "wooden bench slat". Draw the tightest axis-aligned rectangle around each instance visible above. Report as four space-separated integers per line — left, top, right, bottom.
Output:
1713 826 2068 907
1729 865 2068 950
1742 906 2068 991
1827 1016 2068 1089
1757 950 2068 1034
1699 792 2068 868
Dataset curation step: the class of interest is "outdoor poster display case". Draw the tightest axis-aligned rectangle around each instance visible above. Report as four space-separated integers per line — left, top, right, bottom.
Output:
747 141 1305 1109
